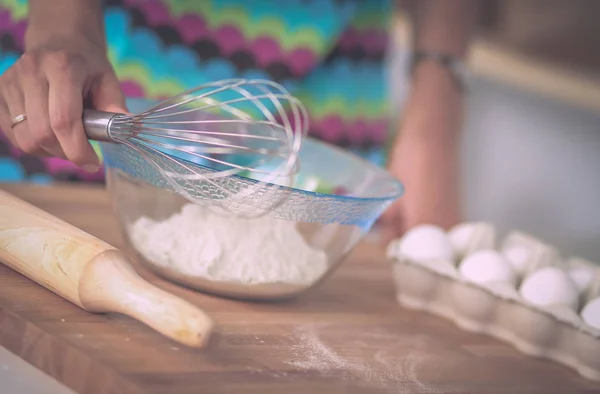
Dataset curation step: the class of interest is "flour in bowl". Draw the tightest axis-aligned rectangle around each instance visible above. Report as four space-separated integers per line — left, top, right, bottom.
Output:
128 203 329 285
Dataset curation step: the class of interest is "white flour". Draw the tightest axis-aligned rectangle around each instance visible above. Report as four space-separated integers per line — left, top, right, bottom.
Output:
287 324 441 393
128 203 329 285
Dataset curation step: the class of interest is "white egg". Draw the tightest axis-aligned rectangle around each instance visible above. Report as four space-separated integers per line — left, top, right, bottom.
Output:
502 245 531 274
448 222 495 259
500 230 560 276
568 265 595 292
519 266 579 310
581 297 600 330
388 224 455 262
458 249 517 286
448 223 473 257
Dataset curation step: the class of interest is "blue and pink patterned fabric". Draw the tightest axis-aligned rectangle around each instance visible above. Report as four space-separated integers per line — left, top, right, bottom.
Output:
0 0 394 183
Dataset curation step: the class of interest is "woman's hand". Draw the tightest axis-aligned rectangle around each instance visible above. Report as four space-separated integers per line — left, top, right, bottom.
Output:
0 37 127 170
380 61 463 243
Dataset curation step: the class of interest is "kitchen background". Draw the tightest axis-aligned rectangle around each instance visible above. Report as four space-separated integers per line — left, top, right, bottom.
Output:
391 0 600 261
1 1 600 393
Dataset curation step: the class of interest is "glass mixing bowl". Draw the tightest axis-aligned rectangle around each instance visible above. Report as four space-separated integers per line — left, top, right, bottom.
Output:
102 97 404 301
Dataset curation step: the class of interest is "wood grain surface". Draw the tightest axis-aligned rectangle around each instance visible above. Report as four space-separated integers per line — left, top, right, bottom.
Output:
0 188 213 349
1 183 599 394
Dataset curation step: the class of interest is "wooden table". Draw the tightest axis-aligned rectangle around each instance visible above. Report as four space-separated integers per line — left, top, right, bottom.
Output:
0 184 599 394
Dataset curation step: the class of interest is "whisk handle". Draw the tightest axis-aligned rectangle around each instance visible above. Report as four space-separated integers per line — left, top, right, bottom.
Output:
82 109 121 142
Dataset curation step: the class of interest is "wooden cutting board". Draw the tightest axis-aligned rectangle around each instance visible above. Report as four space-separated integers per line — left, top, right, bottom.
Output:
0 183 599 394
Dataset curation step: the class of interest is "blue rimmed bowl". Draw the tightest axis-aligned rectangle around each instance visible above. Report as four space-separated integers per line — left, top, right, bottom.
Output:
102 97 404 301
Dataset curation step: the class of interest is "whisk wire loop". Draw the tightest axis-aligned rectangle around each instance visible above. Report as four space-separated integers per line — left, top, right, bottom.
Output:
84 78 308 217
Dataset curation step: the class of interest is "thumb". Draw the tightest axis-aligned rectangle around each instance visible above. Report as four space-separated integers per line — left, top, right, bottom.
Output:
90 72 129 114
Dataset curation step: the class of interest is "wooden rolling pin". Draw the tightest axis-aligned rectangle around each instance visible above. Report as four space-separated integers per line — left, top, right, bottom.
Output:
0 188 214 348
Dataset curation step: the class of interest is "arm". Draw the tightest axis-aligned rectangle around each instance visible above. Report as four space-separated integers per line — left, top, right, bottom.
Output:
26 0 106 50
410 0 479 58
382 0 481 240
403 0 480 143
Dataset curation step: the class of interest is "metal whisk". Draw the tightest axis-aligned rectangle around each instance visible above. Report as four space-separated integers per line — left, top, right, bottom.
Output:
83 78 308 216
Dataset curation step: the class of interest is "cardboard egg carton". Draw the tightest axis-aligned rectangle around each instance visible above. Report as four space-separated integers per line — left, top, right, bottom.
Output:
388 223 600 381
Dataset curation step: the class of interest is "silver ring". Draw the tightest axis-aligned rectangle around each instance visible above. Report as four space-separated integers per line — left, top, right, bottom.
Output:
10 113 27 128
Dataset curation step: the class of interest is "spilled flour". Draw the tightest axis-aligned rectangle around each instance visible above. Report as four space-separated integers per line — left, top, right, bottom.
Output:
128 203 329 285
287 324 443 393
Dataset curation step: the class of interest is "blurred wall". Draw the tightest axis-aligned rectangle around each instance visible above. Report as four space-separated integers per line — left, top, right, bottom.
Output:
461 76 600 262
482 0 600 79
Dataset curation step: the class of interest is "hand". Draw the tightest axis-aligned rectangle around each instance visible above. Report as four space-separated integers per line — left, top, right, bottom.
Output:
0 37 127 169
380 62 463 244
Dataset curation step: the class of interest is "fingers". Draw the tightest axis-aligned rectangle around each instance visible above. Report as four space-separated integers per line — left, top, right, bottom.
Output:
3 77 54 157
46 54 99 167
0 53 67 159
0 75 23 150
0 100 12 145
18 54 66 159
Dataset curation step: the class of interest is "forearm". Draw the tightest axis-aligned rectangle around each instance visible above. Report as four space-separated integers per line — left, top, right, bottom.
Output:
25 0 106 50
384 1 479 233
408 0 479 92
410 0 480 58
400 0 480 142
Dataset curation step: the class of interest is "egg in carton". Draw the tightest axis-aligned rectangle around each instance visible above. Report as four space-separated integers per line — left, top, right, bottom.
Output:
448 221 496 260
567 257 600 303
499 230 563 279
388 223 600 381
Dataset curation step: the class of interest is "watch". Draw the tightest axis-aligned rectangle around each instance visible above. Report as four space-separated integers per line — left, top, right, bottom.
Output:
409 50 471 92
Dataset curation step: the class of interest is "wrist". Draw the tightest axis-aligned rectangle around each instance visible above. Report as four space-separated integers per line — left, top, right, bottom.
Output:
25 0 106 51
25 29 106 53
410 50 469 93
411 60 465 101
